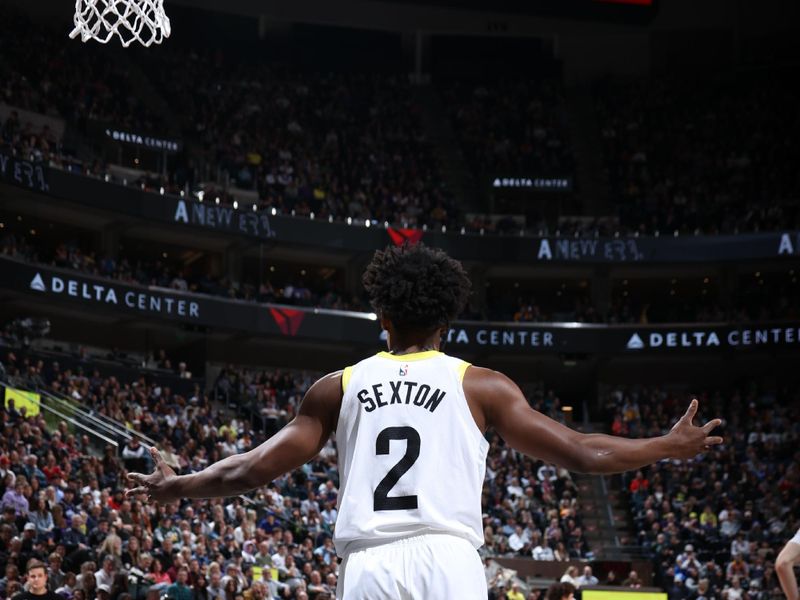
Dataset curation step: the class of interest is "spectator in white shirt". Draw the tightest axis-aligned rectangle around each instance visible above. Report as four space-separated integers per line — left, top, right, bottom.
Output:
576 566 599 587
533 542 555 561
508 525 529 553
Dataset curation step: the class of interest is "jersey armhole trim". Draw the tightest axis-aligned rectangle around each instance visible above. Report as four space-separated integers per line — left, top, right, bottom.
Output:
457 360 471 383
341 366 353 393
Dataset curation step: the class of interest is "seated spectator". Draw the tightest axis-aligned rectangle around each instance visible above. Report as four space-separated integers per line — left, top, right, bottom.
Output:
15 559 61 600
576 566 598 587
121 438 148 473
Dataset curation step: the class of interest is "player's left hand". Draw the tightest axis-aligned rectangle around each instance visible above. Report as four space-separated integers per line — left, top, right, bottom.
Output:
666 398 723 459
126 446 178 503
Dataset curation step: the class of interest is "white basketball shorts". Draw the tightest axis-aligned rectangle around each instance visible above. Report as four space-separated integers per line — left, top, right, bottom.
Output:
336 533 487 600
791 527 800 546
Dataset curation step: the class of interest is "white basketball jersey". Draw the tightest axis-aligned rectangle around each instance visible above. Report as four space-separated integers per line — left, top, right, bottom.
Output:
333 350 489 557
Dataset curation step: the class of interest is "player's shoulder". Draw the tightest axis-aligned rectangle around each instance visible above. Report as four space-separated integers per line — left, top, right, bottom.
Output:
462 364 516 391
305 370 345 399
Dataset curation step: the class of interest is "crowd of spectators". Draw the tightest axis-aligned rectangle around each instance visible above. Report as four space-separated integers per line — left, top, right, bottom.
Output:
496 272 799 325
605 384 800 599
0 342 591 600
1 7 457 231
0 348 342 600
0 10 165 136
0 111 61 166
606 275 800 325
595 72 800 235
441 78 574 181
6 7 800 237
140 44 457 230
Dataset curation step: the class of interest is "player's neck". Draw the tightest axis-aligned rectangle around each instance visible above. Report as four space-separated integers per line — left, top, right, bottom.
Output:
388 333 441 355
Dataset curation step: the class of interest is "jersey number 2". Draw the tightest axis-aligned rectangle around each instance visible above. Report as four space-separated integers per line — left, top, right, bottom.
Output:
374 426 420 511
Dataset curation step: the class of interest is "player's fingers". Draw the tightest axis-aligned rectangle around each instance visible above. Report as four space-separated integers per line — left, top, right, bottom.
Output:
702 418 722 433
704 436 723 446
151 446 169 472
126 486 147 497
127 472 147 484
680 398 698 423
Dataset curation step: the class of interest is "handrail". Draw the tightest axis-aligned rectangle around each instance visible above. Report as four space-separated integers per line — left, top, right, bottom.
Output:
43 388 158 447
0 382 118 448
581 401 621 550
599 474 621 548
44 391 132 441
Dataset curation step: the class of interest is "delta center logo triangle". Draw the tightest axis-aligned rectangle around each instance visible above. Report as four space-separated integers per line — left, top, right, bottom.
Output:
626 333 645 350
30 273 46 292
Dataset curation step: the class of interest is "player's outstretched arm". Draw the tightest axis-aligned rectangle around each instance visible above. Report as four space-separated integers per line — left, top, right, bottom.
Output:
126 371 342 503
776 539 800 600
464 367 723 475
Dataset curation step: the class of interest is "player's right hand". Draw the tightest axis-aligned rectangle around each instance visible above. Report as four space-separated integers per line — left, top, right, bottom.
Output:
126 446 178 503
666 399 723 459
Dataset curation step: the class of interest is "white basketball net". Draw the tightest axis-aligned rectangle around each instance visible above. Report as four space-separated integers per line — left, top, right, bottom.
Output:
70 0 171 47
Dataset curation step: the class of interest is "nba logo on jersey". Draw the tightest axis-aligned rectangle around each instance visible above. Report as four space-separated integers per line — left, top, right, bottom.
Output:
399 364 409 376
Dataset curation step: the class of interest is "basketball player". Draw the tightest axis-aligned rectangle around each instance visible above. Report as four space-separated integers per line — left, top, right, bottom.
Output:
127 243 723 600
777 528 800 600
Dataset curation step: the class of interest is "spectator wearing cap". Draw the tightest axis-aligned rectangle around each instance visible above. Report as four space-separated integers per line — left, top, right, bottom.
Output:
87 519 109 547
0 455 13 484
96 582 111 600
677 544 701 578
21 521 38 550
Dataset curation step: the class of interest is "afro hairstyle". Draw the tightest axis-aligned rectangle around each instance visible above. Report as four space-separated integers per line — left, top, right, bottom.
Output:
362 243 471 332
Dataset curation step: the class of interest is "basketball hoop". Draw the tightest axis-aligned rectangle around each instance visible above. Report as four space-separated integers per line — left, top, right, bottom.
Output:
69 0 171 48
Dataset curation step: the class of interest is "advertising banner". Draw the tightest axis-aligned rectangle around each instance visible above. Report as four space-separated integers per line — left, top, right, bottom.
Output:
0 150 48 193
3 257 799 356
491 176 573 191
583 592 666 600
23 168 800 263
88 121 182 153
3 386 41 417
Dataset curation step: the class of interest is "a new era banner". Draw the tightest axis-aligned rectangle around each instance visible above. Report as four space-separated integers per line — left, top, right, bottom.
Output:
7 165 800 264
